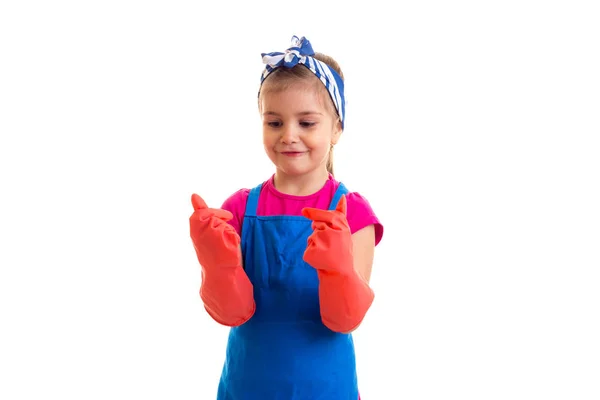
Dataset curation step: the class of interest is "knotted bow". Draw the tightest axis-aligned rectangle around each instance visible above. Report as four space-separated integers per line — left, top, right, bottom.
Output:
259 35 346 129
261 35 315 69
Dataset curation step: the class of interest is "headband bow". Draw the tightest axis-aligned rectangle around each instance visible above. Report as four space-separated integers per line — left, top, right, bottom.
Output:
259 36 346 129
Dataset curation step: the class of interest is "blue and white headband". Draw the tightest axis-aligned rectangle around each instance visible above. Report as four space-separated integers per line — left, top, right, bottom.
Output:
259 36 346 129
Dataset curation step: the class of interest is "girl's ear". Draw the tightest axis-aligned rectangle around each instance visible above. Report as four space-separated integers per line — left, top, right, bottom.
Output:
331 119 343 145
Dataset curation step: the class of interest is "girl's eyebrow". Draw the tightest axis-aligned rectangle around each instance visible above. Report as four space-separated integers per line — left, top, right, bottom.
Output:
263 111 324 116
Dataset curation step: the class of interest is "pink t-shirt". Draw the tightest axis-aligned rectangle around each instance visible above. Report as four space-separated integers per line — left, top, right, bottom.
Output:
221 174 384 246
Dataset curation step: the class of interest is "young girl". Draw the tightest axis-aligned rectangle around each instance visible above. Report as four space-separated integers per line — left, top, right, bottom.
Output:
189 35 384 399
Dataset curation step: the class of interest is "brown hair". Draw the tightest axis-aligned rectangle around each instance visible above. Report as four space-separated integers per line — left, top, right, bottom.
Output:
258 52 344 176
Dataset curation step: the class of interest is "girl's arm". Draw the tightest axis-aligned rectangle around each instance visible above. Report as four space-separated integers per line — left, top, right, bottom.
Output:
302 196 377 334
344 224 376 332
190 194 255 327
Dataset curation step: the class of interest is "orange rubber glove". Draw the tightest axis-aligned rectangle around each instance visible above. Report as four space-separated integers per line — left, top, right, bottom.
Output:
301 195 374 333
189 193 255 326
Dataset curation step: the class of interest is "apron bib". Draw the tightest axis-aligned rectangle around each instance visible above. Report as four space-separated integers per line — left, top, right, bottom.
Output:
217 182 358 399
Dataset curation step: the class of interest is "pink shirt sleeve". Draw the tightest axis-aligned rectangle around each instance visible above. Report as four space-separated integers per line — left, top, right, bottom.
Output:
221 189 250 236
345 192 384 246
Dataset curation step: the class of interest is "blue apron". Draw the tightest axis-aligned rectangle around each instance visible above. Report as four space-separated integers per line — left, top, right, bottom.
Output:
216 181 358 399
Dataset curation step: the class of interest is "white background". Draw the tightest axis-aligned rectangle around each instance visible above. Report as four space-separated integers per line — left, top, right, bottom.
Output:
1 1 599 399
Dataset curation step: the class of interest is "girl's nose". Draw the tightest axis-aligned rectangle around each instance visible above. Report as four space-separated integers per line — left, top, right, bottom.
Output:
280 124 299 144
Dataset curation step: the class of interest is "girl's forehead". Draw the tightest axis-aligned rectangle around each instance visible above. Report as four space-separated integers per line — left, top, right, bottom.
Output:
260 80 336 115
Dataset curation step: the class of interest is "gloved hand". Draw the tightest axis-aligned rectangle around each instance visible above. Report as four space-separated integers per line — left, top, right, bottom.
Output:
302 195 374 333
301 195 353 276
189 193 255 327
190 193 241 268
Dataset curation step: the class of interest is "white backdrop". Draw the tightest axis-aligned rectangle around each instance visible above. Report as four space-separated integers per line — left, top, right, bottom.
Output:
1 1 599 399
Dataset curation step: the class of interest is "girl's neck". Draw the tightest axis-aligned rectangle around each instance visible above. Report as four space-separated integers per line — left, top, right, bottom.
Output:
273 168 330 196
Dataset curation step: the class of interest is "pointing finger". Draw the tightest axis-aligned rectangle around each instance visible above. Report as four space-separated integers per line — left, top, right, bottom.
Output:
191 193 207 210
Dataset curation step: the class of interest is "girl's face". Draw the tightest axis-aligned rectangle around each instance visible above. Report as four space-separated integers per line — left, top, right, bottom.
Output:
260 83 342 178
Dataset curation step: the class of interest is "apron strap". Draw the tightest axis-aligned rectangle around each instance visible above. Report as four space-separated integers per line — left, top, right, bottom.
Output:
328 182 349 211
245 183 263 217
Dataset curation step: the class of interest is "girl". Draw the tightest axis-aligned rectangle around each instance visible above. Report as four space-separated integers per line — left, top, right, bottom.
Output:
189 35 384 399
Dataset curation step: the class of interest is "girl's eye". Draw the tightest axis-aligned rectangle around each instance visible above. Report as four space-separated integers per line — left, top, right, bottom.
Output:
300 122 316 128
267 121 282 128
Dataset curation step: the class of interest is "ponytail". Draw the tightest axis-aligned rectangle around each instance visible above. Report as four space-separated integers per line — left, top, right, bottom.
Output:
326 144 334 177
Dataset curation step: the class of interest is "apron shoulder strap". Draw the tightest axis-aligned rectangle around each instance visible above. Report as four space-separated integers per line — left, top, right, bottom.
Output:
328 182 349 211
245 182 263 217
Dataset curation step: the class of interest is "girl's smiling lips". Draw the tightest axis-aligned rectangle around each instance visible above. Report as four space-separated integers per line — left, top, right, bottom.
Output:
281 151 307 157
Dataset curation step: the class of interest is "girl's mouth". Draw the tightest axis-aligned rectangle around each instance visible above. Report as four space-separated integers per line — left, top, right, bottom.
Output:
282 151 306 157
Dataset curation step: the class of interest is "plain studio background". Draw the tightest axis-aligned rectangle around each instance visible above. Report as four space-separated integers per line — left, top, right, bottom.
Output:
1 1 599 399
